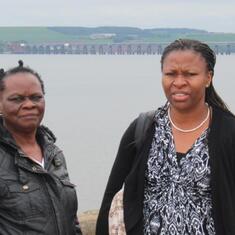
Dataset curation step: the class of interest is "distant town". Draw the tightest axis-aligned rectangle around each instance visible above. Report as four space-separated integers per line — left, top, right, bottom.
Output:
0 27 235 55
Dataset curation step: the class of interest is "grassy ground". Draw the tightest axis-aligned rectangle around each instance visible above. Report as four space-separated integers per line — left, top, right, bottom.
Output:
0 27 80 43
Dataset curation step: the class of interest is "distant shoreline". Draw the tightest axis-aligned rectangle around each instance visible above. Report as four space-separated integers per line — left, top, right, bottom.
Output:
1 27 235 55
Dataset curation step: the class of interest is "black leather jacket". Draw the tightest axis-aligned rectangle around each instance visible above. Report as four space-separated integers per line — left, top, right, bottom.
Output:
0 121 82 235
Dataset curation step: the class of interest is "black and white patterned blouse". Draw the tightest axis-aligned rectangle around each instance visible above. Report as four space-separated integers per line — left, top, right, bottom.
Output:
143 104 215 235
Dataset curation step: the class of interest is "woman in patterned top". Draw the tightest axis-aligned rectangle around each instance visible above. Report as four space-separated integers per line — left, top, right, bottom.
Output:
96 39 235 235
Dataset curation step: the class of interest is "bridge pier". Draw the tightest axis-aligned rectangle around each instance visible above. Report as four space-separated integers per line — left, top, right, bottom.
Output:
2 42 234 55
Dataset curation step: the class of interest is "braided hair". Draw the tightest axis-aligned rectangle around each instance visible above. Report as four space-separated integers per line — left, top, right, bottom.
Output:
161 39 229 113
0 60 45 94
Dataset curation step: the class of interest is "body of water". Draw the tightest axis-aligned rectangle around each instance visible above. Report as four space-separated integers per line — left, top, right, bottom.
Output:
1 54 235 213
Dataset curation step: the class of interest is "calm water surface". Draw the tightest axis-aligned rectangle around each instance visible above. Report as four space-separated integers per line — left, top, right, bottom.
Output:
0 54 235 212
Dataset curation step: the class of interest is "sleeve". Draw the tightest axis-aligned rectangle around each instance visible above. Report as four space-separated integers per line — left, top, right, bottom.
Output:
96 119 137 235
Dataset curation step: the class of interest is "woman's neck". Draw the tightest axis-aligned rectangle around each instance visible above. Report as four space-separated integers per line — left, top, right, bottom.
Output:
12 131 37 146
169 102 209 128
11 131 43 163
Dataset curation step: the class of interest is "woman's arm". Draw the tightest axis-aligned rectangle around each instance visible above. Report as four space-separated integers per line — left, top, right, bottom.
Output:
96 119 137 235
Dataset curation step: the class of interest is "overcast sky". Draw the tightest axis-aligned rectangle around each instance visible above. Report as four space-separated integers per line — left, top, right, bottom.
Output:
1 0 235 33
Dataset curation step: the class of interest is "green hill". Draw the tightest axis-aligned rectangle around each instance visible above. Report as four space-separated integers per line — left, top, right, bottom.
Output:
0 27 235 44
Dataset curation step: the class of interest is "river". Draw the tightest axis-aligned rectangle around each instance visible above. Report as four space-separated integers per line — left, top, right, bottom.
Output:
0 54 235 212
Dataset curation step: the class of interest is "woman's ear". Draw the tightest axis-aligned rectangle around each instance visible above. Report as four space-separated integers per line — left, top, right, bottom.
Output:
206 71 213 87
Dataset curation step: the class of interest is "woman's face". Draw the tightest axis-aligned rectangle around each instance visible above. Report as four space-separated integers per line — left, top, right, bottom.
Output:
0 72 45 133
162 50 212 112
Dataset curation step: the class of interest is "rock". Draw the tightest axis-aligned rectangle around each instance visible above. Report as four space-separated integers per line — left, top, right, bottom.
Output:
78 209 99 235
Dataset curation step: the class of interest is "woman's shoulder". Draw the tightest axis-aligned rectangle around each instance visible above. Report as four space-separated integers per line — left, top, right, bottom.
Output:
212 106 235 136
121 109 156 145
214 107 235 124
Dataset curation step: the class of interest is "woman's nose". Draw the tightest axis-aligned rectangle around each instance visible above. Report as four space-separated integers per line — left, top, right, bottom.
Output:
22 98 36 108
173 75 186 87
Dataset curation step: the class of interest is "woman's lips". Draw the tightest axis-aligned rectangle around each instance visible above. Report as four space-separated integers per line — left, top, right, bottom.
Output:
171 92 189 102
20 114 38 120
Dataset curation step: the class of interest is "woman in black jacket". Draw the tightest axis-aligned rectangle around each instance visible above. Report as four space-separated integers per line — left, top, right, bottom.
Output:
96 39 235 235
0 61 82 235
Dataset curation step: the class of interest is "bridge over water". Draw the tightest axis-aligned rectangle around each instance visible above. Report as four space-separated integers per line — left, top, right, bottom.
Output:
6 42 235 55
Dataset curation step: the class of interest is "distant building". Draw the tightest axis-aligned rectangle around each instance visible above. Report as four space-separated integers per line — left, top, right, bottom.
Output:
90 33 116 39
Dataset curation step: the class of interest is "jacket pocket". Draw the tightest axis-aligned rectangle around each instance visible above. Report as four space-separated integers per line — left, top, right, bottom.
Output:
3 181 44 219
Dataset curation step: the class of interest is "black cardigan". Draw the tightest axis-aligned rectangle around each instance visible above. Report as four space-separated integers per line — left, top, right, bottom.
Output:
96 106 235 235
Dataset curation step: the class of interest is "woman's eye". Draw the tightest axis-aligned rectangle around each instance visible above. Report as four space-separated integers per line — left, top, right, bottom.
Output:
165 72 175 76
8 95 44 103
9 96 24 103
30 95 43 102
185 72 197 77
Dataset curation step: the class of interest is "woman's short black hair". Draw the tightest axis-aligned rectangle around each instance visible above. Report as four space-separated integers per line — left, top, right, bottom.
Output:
0 60 45 94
